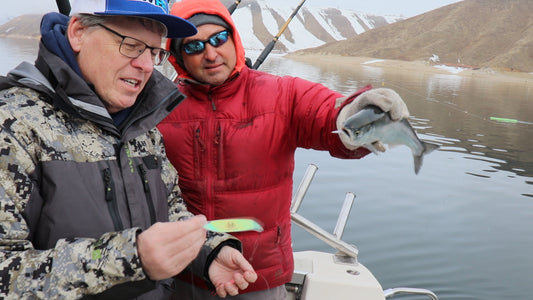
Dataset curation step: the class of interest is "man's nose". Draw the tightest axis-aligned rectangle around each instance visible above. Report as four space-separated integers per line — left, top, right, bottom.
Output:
203 44 219 60
132 49 155 72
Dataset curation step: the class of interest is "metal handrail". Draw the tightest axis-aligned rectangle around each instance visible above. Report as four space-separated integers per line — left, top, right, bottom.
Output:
384 287 439 300
290 164 358 259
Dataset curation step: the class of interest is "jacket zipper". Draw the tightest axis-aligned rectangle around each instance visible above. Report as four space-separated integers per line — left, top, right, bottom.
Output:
138 164 157 225
206 92 216 218
209 90 216 111
103 168 124 231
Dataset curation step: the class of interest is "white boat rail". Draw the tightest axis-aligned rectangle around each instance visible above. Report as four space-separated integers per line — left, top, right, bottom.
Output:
287 164 439 300
384 287 439 299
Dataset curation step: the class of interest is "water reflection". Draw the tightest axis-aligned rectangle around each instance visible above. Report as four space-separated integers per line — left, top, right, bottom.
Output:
426 73 463 98
421 72 533 182
0 38 39 73
361 65 385 82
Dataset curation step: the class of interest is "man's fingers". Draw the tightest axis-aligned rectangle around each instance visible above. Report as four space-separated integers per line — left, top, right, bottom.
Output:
243 270 258 283
233 273 250 290
216 283 228 298
224 281 239 297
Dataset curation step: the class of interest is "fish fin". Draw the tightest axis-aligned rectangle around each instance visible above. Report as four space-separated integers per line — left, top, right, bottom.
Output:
413 154 423 175
364 143 381 154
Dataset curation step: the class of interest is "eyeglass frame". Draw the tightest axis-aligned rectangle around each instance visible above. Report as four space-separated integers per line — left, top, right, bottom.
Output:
96 23 170 66
181 30 230 55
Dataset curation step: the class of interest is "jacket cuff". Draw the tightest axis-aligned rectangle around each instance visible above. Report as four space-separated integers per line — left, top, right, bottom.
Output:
335 84 373 111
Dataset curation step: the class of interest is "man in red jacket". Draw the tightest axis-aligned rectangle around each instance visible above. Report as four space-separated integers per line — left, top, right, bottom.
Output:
157 0 410 298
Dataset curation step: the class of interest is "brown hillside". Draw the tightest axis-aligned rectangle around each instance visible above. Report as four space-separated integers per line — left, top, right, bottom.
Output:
296 0 533 73
0 15 41 39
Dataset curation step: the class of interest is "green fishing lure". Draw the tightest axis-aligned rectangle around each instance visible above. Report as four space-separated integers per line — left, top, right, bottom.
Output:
204 218 264 233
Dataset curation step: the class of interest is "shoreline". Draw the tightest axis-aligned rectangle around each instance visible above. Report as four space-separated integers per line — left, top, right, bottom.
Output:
284 53 533 85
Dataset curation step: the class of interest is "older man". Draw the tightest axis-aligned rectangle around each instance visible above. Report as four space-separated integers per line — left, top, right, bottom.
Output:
0 0 256 299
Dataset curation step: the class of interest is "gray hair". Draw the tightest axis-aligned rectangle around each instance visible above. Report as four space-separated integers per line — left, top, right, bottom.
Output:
74 14 168 37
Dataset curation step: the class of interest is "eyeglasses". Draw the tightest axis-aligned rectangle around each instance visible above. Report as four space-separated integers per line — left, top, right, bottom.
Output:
182 31 229 55
97 23 170 66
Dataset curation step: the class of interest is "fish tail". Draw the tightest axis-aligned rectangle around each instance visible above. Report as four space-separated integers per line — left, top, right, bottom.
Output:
413 141 440 175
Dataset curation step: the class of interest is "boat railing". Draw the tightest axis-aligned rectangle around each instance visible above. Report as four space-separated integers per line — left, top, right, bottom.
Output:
384 287 439 299
291 164 358 260
290 164 439 300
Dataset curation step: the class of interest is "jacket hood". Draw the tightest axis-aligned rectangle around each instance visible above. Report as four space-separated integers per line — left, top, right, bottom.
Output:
165 0 246 82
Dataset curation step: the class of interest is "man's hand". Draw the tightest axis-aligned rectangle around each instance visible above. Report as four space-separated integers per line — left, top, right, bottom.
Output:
209 246 258 297
350 88 410 121
137 215 207 280
336 88 410 150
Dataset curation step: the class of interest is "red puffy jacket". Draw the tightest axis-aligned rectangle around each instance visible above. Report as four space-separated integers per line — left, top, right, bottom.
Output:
158 0 370 293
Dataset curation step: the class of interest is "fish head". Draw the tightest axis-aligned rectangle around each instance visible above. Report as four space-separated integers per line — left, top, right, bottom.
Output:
341 105 386 147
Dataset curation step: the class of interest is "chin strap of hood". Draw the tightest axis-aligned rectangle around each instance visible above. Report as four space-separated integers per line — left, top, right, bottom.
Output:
165 0 246 82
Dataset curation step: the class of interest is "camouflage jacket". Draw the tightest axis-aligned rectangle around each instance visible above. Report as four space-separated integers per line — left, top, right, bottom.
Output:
0 43 238 299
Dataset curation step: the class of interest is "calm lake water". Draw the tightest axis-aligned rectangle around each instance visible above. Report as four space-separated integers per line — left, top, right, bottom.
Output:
2 37 533 300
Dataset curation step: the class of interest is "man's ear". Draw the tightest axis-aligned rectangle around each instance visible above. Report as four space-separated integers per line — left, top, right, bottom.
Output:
67 16 85 53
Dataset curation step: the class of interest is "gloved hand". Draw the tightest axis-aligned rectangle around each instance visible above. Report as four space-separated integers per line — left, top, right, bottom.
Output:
336 88 410 151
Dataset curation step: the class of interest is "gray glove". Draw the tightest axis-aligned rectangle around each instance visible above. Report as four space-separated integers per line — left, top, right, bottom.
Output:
336 88 410 151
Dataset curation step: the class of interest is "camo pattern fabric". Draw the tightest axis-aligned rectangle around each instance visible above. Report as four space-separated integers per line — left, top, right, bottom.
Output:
0 85 233 299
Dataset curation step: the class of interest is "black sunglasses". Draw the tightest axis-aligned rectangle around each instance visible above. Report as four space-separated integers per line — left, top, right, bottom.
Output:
182 30 229 55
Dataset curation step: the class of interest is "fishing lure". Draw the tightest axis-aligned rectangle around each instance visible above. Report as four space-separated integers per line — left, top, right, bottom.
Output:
490 117 533 125
204 218 264 233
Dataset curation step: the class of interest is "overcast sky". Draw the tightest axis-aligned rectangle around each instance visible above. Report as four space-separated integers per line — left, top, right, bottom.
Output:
2 0 463 21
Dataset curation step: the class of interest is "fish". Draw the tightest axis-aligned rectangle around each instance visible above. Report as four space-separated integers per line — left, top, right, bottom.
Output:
340 105 440 174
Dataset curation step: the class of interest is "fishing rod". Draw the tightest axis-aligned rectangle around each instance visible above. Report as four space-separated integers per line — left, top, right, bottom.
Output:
252 0 307 70
227 0 242 14
56 0 71 15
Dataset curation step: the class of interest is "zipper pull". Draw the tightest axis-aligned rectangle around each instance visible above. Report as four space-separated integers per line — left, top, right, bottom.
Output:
195 128 205 151
103 168 113 202
209 91 216 111
138 165 150 192
215 126 221 145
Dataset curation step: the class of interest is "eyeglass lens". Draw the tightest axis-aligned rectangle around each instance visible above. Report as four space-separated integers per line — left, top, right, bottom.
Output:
98 23 169 66
120 37 169 66
183 31 229 55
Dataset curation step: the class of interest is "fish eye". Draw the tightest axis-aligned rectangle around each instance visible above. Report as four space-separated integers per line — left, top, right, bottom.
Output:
355 130 361 136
